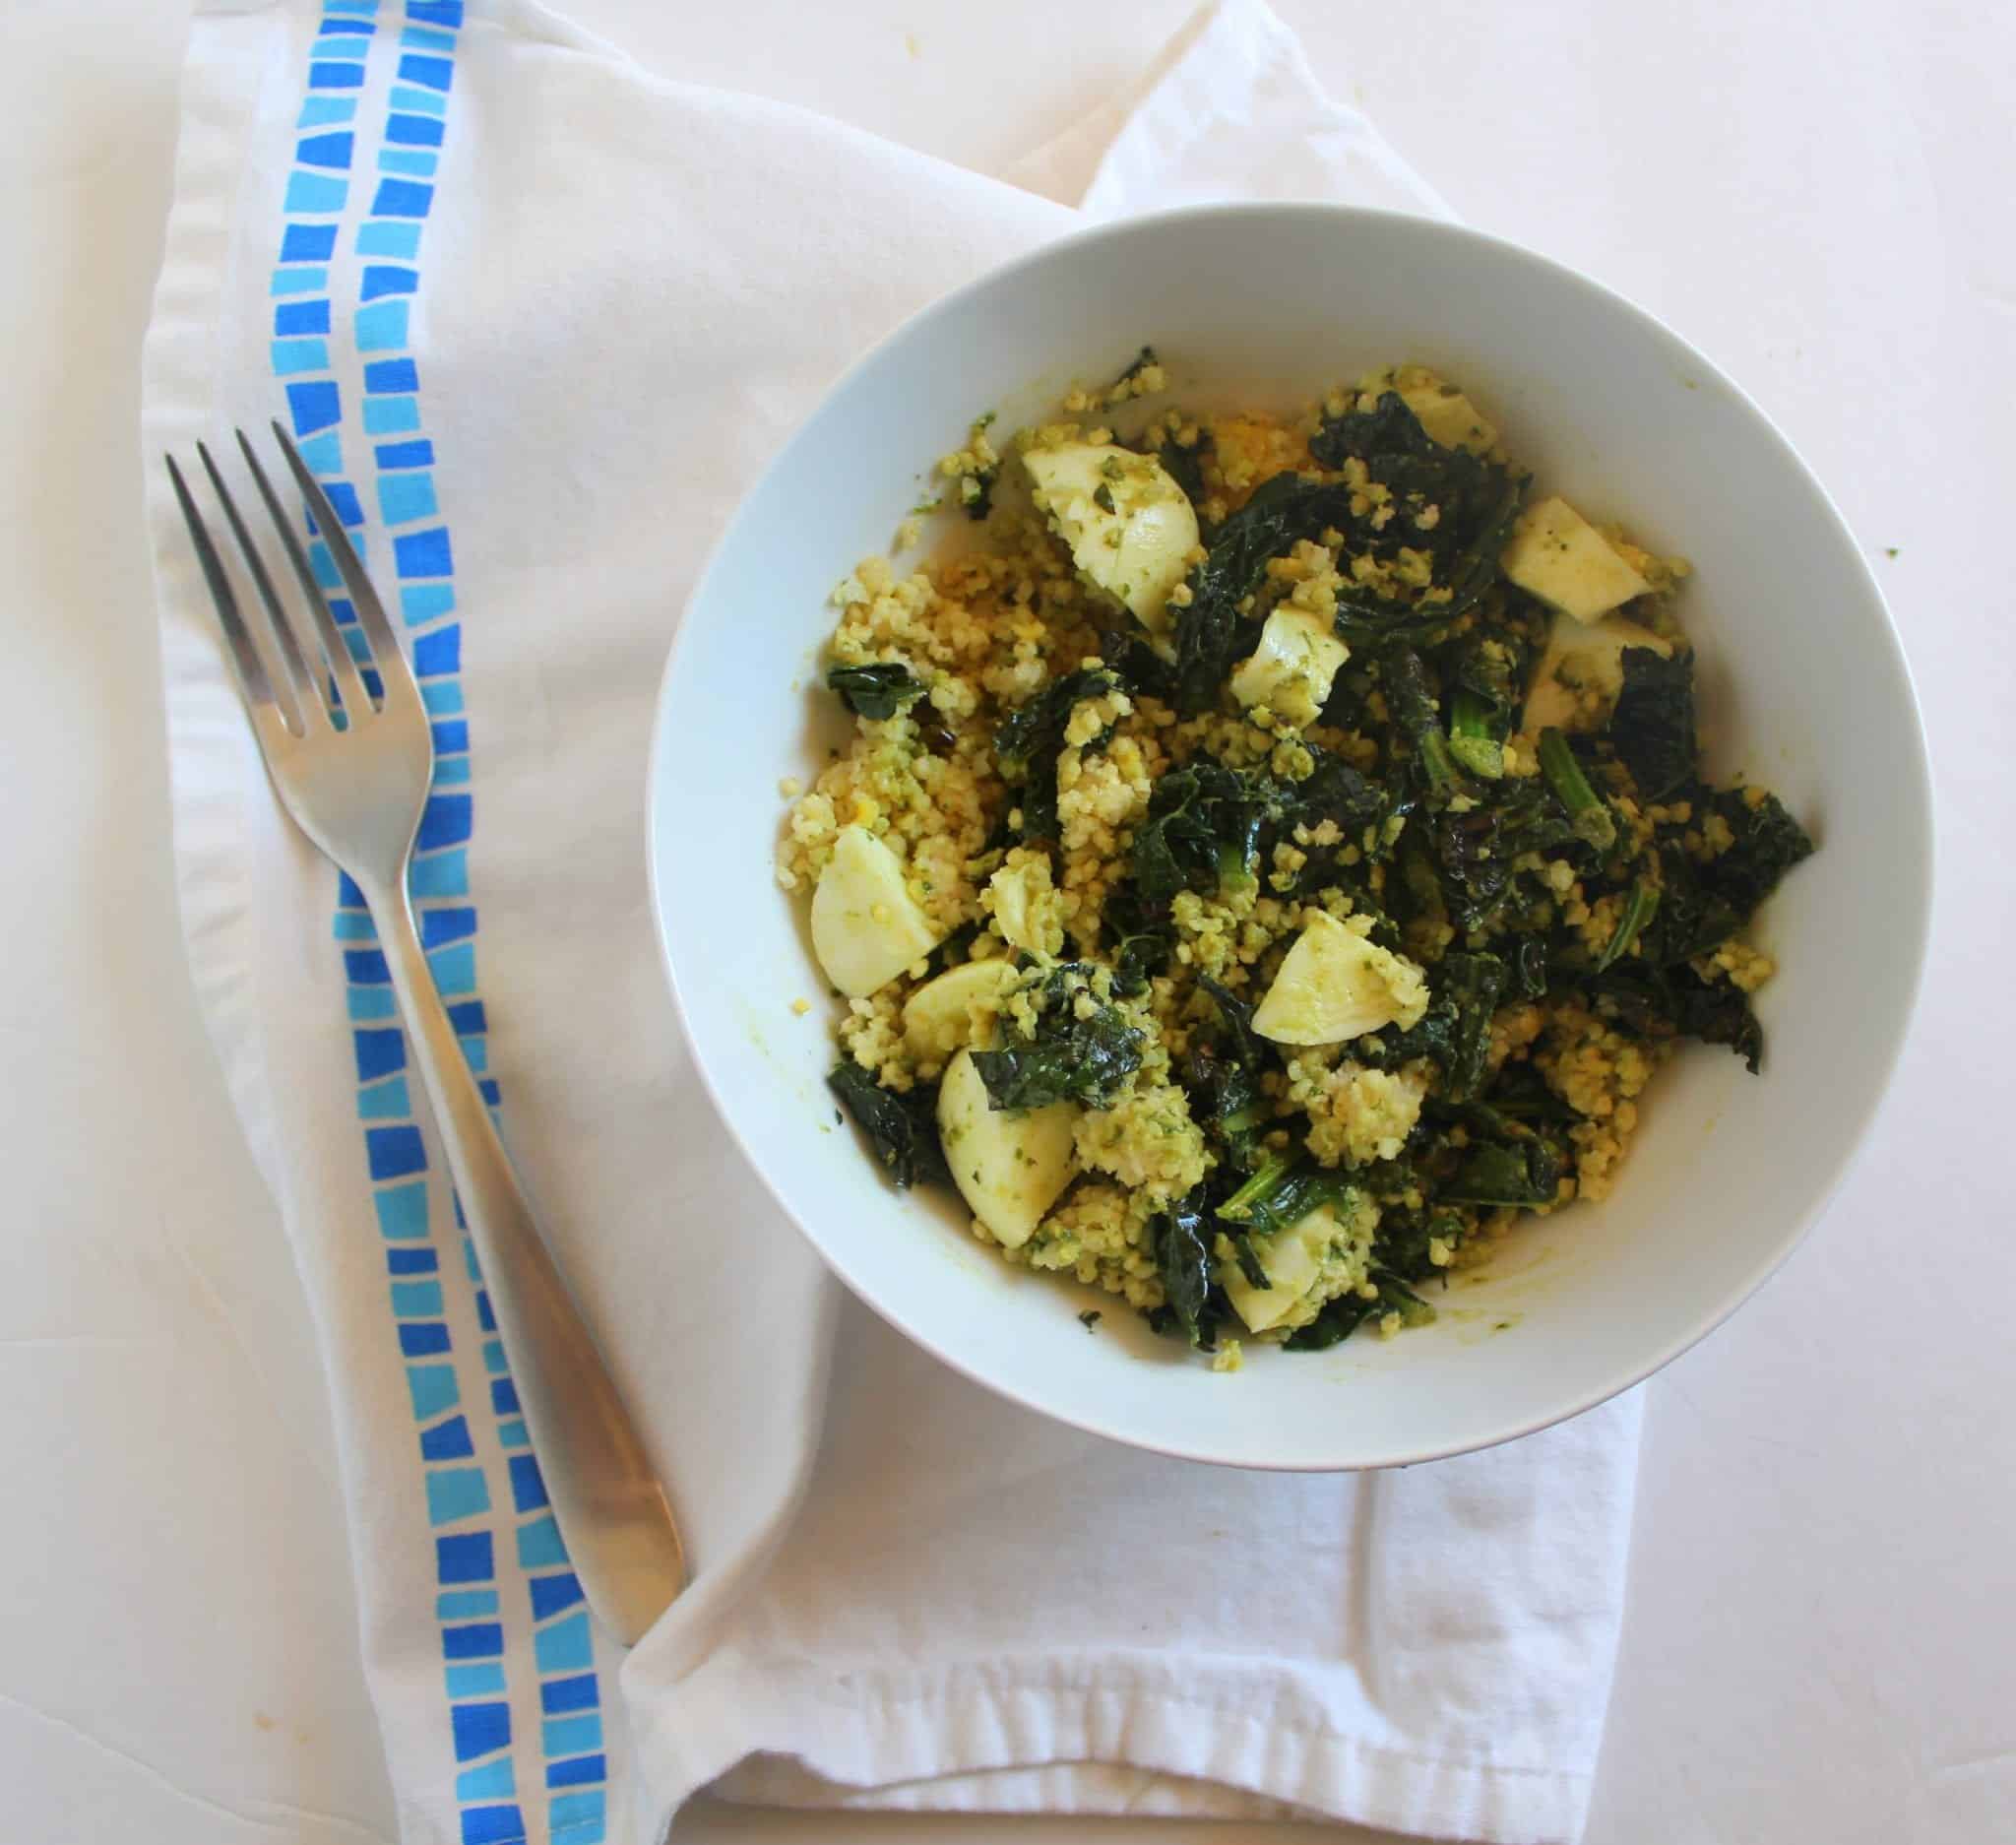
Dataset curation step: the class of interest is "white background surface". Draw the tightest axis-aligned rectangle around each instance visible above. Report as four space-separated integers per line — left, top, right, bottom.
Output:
2 2 2009 1842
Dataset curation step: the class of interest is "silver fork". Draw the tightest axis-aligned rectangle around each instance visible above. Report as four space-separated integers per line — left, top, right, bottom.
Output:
167 424 684 1645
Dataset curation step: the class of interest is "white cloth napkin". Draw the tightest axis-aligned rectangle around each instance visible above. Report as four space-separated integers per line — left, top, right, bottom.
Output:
142 3 1641 1843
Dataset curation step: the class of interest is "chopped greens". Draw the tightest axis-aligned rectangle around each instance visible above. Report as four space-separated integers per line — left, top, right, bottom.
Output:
1432 791 1553 935
1441 1134 1566 1209
1182 979 1268 1172
969 963 1144 1111
1448 688 1506 780
1219 1154 1360 1238
1170 473 1356 714
827 661 926 720
1130 761 1290 908
1384 647 1464 795
1307 390 1529 645
1150 428 1210 509
994 667 1121 844
1152 1187 1221 1350
1606 649 1699 802
1361 951 1507 1101
1537 726 1617 852
1592 876 1661 974
1697 787 1816 917
828 1061 948 1190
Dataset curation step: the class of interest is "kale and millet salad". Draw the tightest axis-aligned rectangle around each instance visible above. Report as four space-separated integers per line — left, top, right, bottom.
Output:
777 351 1814 1368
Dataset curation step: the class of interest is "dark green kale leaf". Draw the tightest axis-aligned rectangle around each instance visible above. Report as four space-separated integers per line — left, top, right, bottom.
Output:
1098 878 1174 991
1371 1201 1472 1284
1428 778 1579 934
826 661 926 720
1307 388 1438 472
920 919 982 982
1591 875 1661 974
1438 623 1539 781
1217 1154 1361 1239
1110 929 1172 992
1168 473 1357 714
1637 786 1814 977
1275 753 1406 911
1227 1232 1272 1290
1280 1274 1434 1350
1592 960 1765 1072
1607 648 1698 801
1294 752 1394 839
1640 839 1742 968
1183 1035 1265 1172
1428 804 1519 932
1444 621 1531 717
1309 390 1527 646
828 1061 948 1189
1198 975 1266 1075
1327 472 1524 650
1440 1133 1566 1208
1375 1274 1437 1327
1536 727 1618 853
1387 834 1450 937
1668 971 1765 1071
994 667 1121 843
1105 631 1178 705
1363 951 1507 1101
1696 788 1816 918
1150 430 1211 510
1282 1293 1374 1350
1152 1186 1222 1350
1130 761 1289 910
1484 1062 1578 1122
1383 647 1463 795
995 666 1121 778
969 963 1144 1110
1308 392 1506 569
1181 977 1269 1172
1166 415 1525 711
1511 936 1550 1000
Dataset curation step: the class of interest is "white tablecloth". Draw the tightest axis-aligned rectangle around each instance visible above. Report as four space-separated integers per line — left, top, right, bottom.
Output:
3 4 2010 1843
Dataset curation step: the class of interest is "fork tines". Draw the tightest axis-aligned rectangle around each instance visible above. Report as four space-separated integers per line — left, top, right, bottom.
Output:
165 423 420 736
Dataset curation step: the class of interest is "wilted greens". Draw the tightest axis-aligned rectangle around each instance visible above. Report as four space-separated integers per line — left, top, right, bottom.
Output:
994 666 1122 845
970 963 1145 1111
826 661 926 720
828 1061 948 1190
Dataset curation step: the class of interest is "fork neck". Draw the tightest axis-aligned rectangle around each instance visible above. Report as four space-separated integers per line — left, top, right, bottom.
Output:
351 863 421 940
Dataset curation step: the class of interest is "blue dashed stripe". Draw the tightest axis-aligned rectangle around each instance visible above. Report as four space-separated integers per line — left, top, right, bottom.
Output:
264 11 611 1838
259 10 558 1845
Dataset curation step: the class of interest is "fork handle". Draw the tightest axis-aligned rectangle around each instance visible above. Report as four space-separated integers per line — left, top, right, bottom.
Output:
361 872 685 1645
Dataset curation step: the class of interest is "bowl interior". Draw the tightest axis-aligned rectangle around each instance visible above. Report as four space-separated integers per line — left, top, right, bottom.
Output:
648 205 1929 1469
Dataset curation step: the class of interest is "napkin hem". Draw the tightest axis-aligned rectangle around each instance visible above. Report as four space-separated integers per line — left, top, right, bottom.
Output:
639 1659 1590 1844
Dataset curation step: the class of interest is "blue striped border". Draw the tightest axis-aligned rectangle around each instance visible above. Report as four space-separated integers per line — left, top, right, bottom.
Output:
267 7 610 1842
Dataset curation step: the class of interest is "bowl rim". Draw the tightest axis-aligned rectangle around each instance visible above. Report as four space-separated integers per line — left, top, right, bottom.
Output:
645 199 1935 1471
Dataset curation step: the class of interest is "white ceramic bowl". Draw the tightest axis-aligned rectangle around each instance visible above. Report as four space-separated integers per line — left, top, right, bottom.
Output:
647 205 1930 1470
